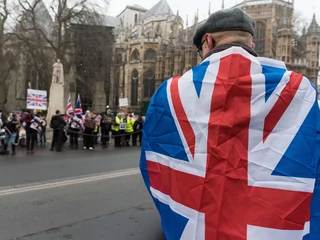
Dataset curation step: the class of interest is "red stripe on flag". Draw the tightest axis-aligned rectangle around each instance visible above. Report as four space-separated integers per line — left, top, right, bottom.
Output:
170 76 196 158
263 72 303 141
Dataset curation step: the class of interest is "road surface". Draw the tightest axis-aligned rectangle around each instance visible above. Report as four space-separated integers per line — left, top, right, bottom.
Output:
0 145 165 240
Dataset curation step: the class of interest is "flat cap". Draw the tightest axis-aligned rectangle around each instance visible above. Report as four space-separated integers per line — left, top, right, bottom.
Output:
193 8 256 48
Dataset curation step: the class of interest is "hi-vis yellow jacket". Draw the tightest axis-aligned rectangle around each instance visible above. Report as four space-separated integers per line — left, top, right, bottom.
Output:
111 116 120 131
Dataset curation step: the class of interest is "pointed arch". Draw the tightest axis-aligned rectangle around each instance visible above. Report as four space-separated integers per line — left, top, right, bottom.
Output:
143 68 155 98
131 69 139 106
253 21 266 56
131 49 140 61
116 53 122 64
144 48 156 60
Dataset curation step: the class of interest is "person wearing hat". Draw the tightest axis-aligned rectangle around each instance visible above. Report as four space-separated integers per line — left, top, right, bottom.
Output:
140 7 320 240
193 8 256 60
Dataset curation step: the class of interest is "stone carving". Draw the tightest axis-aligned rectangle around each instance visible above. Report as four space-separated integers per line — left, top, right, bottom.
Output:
47 59 65 122
52 59 64 85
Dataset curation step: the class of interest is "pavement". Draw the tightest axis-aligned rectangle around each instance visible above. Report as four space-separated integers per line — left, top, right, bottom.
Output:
0 145 166 240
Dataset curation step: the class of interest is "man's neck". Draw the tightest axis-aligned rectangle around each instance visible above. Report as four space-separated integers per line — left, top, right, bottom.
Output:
204 41 258 59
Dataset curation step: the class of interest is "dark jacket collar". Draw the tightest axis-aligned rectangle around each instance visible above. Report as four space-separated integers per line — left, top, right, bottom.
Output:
203 41 258 59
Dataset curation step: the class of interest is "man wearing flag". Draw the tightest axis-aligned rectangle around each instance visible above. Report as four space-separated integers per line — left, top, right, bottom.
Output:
140 8 320 240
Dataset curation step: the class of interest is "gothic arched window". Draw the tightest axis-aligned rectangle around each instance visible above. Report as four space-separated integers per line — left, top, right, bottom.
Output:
144 49 156 60
131 49 140 61
143 69 155 98
253 21 266 56
116 53 122 64
131 69 139 106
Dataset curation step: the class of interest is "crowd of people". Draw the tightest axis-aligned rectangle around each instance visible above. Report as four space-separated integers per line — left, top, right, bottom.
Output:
0 107 144 156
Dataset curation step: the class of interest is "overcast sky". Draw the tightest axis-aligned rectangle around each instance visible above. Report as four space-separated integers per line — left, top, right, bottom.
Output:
107 0 320 26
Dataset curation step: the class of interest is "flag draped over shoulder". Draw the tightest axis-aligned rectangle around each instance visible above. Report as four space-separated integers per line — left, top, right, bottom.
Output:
140 47 320 240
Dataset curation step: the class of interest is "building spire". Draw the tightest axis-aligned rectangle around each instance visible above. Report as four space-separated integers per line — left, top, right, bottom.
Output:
186 14 188 27
208 2 211 16
222 0 225 10
185 15 189 43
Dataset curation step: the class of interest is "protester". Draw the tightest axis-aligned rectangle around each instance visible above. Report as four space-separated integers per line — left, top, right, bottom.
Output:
92 112 100 145
140 8 320 239
83 112 96 150
50 110 66 152
111 112 121 147
0 108 8 154
4 112 20 155
124 114 135 146
100 109 113 148
22 109 39 154
39 114 47 145
132 115 143 146
67 113 81 149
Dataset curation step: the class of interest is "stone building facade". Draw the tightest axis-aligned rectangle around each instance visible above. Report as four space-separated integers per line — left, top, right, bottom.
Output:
2 0 119 113
2 0 320 114
112 0 320 114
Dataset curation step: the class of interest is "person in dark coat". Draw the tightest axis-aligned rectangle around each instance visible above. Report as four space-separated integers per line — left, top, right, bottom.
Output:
6 112 20 155
50 110 66 152
0 108 8 154
100 109 113 148
22 109 39 154
132 115 143 146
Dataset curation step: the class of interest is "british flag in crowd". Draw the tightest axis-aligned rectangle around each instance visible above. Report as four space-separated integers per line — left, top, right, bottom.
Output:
74 94 84 129
74 94 83 118
26 89 47 110
140 47 320 240
66 94 74 119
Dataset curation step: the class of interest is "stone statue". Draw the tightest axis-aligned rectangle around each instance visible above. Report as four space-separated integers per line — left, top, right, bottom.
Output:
52 59 64 85
47 59 65 122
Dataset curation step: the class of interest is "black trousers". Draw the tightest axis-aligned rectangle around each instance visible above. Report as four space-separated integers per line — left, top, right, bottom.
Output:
51 129 59 150
132 131 142 145
132 132 137 145
125 132 132 145
51 127 64 151
112 130 120 147
83 128 94 148
27 129 38 151
101 128 110 146
69 128 79 147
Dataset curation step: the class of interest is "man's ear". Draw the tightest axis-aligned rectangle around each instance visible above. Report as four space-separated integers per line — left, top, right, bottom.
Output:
251 42 255 49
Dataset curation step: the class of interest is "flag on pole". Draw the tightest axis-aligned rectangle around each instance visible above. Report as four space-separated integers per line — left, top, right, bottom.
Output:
74 94 82 118
66 94 73 120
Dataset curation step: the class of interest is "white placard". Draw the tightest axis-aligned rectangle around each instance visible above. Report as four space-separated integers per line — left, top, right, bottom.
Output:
119 98 128 107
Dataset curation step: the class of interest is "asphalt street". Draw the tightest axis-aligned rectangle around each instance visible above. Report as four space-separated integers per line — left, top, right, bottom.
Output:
0 144 165 240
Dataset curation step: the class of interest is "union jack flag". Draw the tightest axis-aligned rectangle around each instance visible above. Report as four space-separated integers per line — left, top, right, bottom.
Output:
140 47 320 240
74 94 83 118
27 89 47 110
66 94 73 120
74 94 84 130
